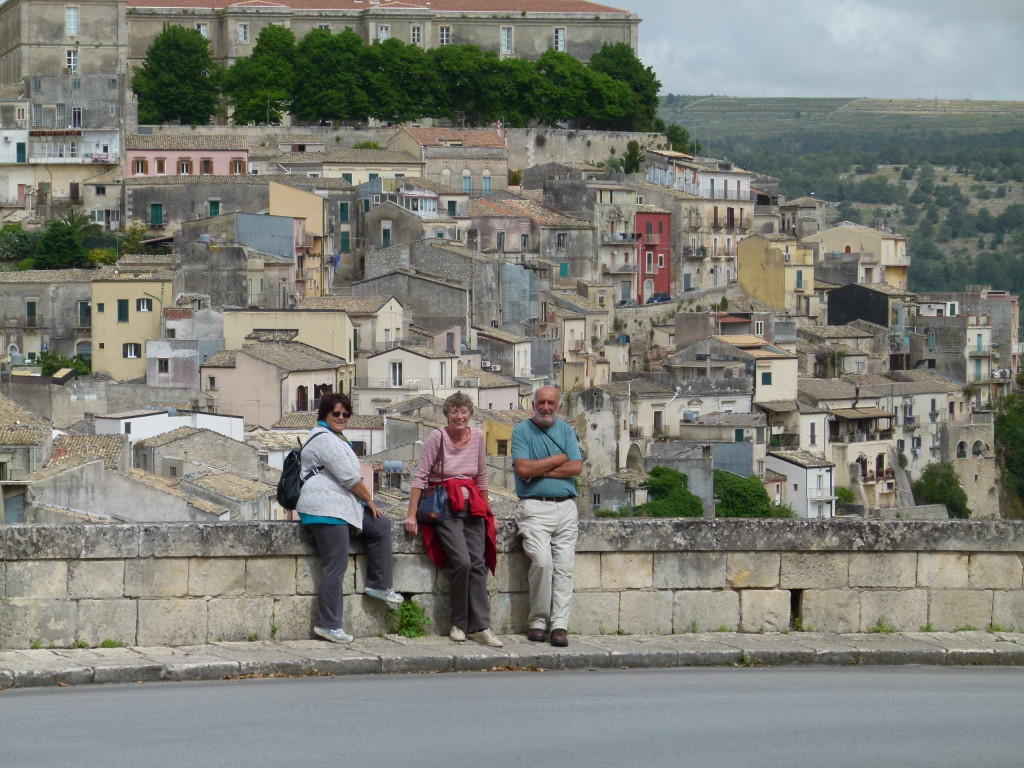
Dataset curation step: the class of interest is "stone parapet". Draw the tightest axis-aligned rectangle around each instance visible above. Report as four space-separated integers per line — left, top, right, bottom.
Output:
2 519 1024 649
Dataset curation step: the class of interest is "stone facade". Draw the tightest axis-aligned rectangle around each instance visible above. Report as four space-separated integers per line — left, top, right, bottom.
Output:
3 518 1024 649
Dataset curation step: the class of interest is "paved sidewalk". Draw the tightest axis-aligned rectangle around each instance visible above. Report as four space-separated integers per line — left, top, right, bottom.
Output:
2 630 1023 689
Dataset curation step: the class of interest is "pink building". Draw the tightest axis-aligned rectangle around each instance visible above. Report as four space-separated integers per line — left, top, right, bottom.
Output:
125 134 250 177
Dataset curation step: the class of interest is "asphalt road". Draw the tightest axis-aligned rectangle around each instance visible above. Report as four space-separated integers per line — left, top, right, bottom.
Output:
2 667 1022 768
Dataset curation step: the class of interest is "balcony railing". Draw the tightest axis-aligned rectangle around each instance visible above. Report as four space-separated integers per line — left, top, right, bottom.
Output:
769 433 800 448
602 262 638 273
640 233 661 245
352 377 423 390
968 346 992 356
629 427 644 439
601 233 640 243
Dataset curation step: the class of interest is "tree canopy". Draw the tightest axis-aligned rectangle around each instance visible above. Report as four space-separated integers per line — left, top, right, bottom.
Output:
132 24 222 125
157 30 664 128
911 462 971 519
633 466 704 517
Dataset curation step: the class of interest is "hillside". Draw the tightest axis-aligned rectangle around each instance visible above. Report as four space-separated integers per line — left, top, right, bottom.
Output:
659 96 1024 144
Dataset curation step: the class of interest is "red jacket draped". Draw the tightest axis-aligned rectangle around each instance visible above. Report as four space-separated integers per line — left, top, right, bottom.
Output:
421 477 497 574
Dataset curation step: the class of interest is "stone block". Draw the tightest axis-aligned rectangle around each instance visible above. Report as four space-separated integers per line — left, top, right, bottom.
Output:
917 553 969 588
0 599 77 649
654 552 726 589
271 596 317 641
726 552 780 588
124 558 189 598
189 558 245 597
347 593 403 637
136 599 207 646
488 592 530 634
781 553 848 589
928 590 993 631
246 557 296 596
490 552 530 593
393 553 437 593
849 553 917 588
858 589 928 632
739 589 791 633
601 553 653 589
673 590 740 633
992 592 1024 632
571 553 601 591
800 590 859 633
618 591 673 635
208 597 275 642
570 591 620 636
69 560 124 600
969 553 1023 590
76 600 137 647
5 561 68 599
296 555 355 596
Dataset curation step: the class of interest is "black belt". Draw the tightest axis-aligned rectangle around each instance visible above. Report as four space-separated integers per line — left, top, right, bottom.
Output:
525 496 573 503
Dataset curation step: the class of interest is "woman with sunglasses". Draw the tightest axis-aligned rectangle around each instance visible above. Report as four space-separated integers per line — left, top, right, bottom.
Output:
296 392 403 644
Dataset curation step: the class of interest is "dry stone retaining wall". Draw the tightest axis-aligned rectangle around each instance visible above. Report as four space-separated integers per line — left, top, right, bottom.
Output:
2 519 1023 649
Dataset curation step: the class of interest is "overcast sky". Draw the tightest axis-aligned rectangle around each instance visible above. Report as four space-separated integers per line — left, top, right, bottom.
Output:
622 0 1024 101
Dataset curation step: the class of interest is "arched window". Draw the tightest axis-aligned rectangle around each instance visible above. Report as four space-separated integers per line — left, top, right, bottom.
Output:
957 441 967 459
972 440 986 457
296 385 309 412
481 169 492 195
462 169 472 194
441 168 451 187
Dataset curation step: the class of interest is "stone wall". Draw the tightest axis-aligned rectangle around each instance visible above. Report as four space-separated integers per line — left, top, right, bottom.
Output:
2 519 1023 649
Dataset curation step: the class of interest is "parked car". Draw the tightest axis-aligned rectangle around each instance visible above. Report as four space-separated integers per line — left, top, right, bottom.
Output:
646 292 672 304
614 298 637 307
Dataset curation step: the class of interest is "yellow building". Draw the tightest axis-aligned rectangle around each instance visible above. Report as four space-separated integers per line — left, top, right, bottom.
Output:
268 181 331 299
803 223 909 290
90 267 180 381
223 307 356 393
737 234 818 319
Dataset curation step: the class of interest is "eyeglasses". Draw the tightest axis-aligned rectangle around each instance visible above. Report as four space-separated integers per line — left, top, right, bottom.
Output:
330 410 352 419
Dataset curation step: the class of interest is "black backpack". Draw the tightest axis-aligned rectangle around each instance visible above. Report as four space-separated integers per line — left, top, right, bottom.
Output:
276 432 326 510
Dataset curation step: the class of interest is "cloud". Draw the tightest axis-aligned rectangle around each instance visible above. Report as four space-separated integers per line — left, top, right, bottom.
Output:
626 0 1024 99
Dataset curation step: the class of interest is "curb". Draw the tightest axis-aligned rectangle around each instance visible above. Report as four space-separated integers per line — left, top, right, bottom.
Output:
2 630 1023 689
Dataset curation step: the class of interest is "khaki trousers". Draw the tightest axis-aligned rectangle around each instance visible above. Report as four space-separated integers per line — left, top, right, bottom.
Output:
516 498 578 631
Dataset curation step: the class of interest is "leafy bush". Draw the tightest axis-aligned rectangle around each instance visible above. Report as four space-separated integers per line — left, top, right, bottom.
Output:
388 599 430 638
911 462 971 519
835 487 856 504
713 470 773 518
633 466 703 517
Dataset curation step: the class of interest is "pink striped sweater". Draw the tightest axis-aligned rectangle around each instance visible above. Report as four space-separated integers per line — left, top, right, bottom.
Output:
411 427 488 491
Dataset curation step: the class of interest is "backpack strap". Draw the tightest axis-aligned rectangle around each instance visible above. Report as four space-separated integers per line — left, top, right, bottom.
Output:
299 431 328 481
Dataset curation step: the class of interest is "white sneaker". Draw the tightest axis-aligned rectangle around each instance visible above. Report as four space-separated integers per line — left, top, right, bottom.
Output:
449 626 467 642
364 588 405 606
314 626 353 644
470 629 504 648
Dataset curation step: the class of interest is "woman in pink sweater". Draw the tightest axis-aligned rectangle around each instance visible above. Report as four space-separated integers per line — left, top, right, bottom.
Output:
405 392 501 648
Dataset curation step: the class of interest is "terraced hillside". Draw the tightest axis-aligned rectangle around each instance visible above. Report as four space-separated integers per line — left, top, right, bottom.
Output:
659 96 1024 141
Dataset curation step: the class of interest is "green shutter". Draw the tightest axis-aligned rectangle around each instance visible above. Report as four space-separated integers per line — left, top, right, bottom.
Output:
339 202 349 223
340 232 350 252
117 299 128 322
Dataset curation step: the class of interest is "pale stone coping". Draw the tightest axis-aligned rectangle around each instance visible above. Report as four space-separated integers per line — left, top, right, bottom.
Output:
3 519 1024 560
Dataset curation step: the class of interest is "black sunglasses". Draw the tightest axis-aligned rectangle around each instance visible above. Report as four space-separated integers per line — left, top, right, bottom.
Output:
330 410 352 419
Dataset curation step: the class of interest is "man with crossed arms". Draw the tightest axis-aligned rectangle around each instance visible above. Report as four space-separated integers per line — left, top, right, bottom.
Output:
512 385 582 647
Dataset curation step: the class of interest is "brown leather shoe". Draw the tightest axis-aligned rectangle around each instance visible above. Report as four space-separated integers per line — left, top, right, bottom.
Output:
527 628 546 643
550 628 568 647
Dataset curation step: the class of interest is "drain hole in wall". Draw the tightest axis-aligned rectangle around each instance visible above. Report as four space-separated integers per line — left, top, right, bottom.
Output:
790 589 803 630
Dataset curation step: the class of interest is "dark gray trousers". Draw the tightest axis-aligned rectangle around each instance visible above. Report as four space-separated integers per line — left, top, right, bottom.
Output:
308 509 394 630
433 514 490 634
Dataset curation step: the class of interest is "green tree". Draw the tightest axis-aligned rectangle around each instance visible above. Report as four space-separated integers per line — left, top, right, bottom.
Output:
425 44 502 124
132 24 221 125
118 219 151 255
34 209 100 269
222 25 296 125
533 50 590 125
587 42 660 130
663 123 702 155
713 470 773 517
363 38 432 124
37 350 90 377
911 462 971 519
633 466 703 517
292 27 371 123
0 223 34 262
621 140 645 173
